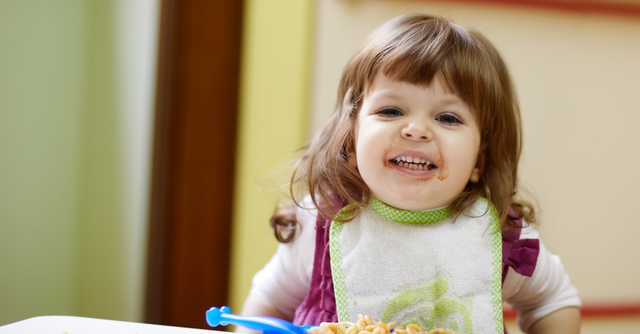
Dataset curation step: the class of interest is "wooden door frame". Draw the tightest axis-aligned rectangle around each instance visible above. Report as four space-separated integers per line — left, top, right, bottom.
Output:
145 0 243 329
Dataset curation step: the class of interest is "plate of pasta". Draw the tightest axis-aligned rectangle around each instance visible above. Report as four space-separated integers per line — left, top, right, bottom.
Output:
308 314 455 334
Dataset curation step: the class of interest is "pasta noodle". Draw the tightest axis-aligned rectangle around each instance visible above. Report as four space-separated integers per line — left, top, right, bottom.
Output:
308 314 455 334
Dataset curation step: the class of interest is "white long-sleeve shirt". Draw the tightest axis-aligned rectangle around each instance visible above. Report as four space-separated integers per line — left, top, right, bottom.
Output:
249 198 581 332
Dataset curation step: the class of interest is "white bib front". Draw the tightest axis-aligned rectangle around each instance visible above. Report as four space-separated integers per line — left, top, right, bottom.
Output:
329 198 503 334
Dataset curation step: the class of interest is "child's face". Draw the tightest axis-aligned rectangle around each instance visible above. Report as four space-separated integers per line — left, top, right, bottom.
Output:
352 73 482 211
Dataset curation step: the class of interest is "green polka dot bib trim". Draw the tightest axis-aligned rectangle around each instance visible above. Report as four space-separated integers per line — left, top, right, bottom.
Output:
369 197 451 224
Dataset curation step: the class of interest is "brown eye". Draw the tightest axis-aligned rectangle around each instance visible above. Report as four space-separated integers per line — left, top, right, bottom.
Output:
376 107 403 118
436 113 462 125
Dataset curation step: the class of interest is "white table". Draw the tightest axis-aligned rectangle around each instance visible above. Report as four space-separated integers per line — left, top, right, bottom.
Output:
0 316 225 334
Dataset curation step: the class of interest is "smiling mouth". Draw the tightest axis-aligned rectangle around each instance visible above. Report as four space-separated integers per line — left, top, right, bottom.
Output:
391 156 437 171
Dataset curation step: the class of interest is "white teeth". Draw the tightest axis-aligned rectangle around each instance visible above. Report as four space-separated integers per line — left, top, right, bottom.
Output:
392 155 435 170
395 156 424 163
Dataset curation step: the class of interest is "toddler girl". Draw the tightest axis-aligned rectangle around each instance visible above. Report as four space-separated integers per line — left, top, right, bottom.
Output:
240 14 581 334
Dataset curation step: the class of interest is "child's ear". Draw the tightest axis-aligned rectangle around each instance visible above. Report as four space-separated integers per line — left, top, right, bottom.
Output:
469 146 485 183
347 151 358 168
469 167 481 183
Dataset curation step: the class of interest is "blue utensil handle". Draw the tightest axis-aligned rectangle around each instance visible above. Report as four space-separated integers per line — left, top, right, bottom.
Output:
205 306 313 334
206 306 233 326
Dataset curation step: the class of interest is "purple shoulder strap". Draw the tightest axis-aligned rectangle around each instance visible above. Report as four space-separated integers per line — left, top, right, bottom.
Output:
502 208 540 284
291 206 338 325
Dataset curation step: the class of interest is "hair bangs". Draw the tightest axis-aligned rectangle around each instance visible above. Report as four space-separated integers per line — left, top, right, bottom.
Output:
370 17 451 88
377 44 441 87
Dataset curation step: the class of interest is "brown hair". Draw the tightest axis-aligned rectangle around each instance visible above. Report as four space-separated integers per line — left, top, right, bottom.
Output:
271 14 534 242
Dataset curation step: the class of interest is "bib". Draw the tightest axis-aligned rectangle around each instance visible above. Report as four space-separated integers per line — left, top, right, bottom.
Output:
329 197 503 334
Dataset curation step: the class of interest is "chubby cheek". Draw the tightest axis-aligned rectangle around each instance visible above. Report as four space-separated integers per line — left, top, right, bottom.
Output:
354 142 385 186
354 142 376 172
448 152 479 186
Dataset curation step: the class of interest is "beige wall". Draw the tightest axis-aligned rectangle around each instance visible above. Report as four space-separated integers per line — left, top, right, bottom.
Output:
311 0 640 332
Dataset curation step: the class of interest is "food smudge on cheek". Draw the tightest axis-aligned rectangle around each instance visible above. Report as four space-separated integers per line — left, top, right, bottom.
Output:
437 166 449 181
382 149 390 168
433 156 449 181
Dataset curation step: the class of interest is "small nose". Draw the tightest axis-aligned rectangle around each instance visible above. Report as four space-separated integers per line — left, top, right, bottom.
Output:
401 122 432 141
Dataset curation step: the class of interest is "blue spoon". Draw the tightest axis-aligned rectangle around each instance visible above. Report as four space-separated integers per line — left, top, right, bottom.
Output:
206 306 314 334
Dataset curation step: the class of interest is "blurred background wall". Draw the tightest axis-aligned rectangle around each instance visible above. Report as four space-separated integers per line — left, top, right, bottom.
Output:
1 0 638 333
0 0 158 325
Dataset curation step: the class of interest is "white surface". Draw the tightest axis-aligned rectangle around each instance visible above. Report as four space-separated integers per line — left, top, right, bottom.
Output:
0 316 222 334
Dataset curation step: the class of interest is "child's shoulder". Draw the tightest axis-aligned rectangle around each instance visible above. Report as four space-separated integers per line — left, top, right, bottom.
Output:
294 195 320 228
517 224 539 239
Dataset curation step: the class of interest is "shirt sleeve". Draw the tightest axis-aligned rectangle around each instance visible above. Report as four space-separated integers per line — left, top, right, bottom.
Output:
502 227 581 332
248 198 317 319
